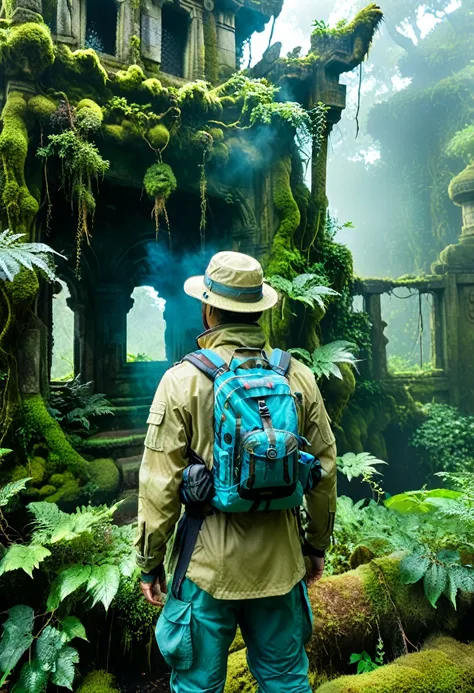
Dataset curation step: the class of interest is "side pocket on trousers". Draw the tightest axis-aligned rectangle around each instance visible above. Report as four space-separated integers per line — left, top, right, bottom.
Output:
299 581 314 645
155 595 193 670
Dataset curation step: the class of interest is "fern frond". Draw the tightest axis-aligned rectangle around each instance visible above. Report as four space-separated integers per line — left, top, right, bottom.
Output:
0 230 64 282
0 478 32 508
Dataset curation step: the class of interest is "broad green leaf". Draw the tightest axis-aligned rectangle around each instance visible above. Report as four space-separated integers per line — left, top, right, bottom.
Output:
0 544 51 578
47 565 91 611
0 605 34 675
13 658 48 693
288 348 312 366
35 627 64 672
444 572 459 609
0 229 64 283
349 653 363 664
0 478 32 508
385 489 462 515
399 552 431 585
423 562 448 608
51 646 79 689
437 550 460 564
87 564 120 611
452 565 474 593
337 452 387 483
59 617 87 644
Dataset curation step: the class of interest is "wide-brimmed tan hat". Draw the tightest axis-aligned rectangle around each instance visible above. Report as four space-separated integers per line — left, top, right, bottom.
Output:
184 251 278 313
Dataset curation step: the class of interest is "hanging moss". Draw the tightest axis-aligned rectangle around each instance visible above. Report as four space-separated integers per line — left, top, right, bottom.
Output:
204 11 219 85
76 671 120 693
143 162 177 236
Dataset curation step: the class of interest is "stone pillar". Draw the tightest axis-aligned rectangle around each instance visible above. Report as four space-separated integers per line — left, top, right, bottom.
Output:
141 0 162 65
56 0 80 43
10 0 42 23
93 284 133 395
182 1 205 80
116 0 137 62
215 10 235 71
363 293 388 380
432 164 474 413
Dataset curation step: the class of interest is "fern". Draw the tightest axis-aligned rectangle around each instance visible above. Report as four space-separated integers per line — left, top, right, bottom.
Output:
0 230 63 282
267 273 338 314
49 377 113 433
66 394 114 431
337 452 387 482
0 478 32 508
290 340 359 380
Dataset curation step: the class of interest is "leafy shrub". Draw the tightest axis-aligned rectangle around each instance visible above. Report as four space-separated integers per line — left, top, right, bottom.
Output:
411 403 474 474
0 229 63 282
0 484 136 691
49 376 113 434
266 273 338 316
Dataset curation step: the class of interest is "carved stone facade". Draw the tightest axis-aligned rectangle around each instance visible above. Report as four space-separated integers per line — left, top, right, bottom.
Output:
54 0 246 80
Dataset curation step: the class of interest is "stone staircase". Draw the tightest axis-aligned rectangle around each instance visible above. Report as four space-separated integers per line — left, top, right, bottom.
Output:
72 396 153 524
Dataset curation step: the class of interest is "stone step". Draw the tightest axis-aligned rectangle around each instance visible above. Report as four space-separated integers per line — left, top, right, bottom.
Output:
99 405 150 432
114 489 139 526
116 454 141 490
74 428 146 460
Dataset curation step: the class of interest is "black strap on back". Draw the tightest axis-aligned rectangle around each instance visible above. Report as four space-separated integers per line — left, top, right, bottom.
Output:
172 511 206 598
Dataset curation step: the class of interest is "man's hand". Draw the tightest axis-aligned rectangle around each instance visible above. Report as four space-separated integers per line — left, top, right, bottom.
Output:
307 555 325 586
140 577 168 607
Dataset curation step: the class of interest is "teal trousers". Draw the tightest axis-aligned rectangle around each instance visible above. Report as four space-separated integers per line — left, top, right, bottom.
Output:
155 577 313 693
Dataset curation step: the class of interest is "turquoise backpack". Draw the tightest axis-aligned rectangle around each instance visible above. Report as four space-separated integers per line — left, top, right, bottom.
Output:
183 347 320 512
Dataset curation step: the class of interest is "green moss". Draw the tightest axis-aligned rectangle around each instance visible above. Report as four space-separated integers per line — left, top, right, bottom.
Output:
6 267 39 306
53 45 108 91
114 573 157 653
204 11 218 85
209 127 224 142
0 91 38 235
4 22 54 80
76 671 120 693
37 484 57 497
28 94 57 120
144 162 177 199
22 394 89 480
88 458 120 504
147 123 170 151
224 649 256 693
141 77 164 98
212 142 229 166
315 637 474 693
114 64 146 91
265 156 302 277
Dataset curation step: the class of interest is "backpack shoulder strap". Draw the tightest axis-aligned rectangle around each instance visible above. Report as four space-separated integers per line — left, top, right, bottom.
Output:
183 349 229 382
269 348 292 378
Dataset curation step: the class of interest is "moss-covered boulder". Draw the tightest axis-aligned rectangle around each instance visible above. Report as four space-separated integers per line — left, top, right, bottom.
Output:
307 556 469 672
88 458 121 504
315 636 474 692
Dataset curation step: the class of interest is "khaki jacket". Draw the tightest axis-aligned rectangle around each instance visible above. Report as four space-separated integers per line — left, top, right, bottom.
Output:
136 324 337 600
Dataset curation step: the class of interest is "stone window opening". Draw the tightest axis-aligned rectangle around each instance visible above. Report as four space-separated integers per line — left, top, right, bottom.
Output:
85 0 118 55
51 279 75 382
127 286 167 363
381 289 435 374
160 5 188 77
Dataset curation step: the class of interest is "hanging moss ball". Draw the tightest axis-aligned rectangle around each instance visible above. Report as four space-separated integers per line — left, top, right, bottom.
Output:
193 129 213 151
212 142 229 167
6 23 55 79
28 95 57 120
209 127 224 142
143 162 177 200
7 266 40 306
76 98 104 134
148 123 170 150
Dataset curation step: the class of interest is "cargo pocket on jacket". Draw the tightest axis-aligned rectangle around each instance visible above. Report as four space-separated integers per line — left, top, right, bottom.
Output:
299 581 314 645
145 402 166 451
315 409 336 448
155 594 193 670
